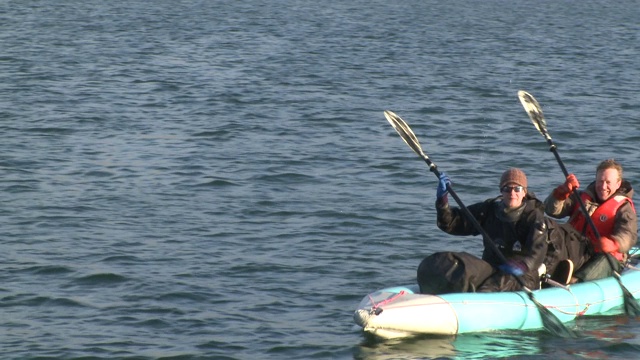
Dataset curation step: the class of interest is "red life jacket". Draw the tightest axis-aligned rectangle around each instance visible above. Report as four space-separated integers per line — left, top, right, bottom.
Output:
569 192 635 261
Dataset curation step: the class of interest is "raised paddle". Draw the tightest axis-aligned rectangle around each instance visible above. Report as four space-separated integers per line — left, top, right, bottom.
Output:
518 90 640 317
383 110 576 337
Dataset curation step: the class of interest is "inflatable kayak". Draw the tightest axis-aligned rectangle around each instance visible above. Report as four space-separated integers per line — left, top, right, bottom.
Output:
354 260 640 339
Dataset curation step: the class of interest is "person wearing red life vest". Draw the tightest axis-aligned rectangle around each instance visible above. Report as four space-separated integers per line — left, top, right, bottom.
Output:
544 159 637 283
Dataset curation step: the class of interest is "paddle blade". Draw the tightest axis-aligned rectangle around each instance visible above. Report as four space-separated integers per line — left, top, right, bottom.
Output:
383 110 426 158
518 90 551 141
529 295 578 338
621 283 640 317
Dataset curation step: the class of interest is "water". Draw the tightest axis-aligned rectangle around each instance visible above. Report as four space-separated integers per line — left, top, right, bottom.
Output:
1 0 639 359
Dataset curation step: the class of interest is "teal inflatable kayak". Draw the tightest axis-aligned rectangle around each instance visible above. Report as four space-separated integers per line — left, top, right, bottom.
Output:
354 258 640 339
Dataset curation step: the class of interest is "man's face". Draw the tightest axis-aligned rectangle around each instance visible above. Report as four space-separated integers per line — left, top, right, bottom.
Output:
595 168 621 202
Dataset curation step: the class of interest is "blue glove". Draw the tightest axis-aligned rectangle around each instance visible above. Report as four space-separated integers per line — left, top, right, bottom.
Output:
437 173 451 200
499 260 527 277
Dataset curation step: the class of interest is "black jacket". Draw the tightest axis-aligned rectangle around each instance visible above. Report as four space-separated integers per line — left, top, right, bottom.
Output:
436 194 548 273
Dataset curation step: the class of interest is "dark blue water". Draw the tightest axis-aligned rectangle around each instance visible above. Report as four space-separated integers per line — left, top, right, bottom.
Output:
1 1 639 359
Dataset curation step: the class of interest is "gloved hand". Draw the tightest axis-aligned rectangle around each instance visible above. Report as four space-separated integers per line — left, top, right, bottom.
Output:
552 173 580 200
499 259 528 277
599 236 619 253
436 173 451 200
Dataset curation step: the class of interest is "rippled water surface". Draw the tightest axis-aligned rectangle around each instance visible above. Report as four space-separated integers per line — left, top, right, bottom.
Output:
1 1 640 359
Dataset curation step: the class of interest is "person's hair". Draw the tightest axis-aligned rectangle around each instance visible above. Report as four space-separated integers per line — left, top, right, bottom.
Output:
596 159 623 180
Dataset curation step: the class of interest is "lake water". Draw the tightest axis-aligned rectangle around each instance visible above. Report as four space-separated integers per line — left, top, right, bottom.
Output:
1 1 639 359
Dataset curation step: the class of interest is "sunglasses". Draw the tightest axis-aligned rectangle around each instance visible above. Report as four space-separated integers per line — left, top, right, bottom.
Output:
501 185 525 193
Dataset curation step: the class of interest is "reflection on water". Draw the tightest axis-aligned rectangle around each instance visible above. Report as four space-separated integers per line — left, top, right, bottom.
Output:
355 313 640 360
568 315 640 359
355 330 543 359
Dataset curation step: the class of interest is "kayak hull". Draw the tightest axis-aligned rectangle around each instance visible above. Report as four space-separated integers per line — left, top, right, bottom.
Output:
354 269 640 338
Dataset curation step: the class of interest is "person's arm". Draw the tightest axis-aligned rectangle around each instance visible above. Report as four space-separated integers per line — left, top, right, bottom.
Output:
436 199 487 236
544 174 580 218
544 193 569 218
610 202 638 253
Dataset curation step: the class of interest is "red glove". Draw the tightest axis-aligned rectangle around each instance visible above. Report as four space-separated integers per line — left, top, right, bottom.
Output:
599 236 619 253
552 173 580 200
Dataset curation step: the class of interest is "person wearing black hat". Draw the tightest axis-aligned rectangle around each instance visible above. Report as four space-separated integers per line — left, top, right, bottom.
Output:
419 168 550 293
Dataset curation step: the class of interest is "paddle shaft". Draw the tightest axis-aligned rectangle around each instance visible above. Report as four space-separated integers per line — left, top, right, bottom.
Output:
520 91 603 242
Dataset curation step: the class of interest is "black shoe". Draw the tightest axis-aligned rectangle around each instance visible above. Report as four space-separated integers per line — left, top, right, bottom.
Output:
551 259 574 285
